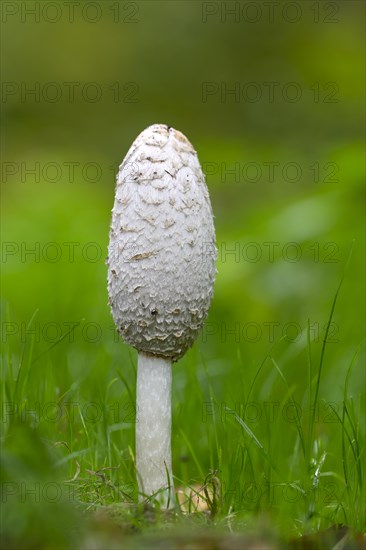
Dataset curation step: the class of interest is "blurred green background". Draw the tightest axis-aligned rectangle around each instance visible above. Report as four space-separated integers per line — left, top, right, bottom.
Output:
1 1 365 548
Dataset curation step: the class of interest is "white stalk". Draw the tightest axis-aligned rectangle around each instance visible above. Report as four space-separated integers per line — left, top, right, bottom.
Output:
136 352 175 507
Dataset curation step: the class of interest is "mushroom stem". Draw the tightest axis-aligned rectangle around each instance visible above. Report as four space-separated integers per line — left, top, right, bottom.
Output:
136 352 175 507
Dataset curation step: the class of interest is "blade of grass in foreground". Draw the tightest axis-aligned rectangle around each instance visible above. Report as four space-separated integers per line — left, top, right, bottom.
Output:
116 368 135 403
270 357 305 457
306 318 313 467
246 338 287 405
225 407 280 476
31 320 81 364
304 242 355 524
13 309 39 403
3 304 14 402
201 353 222 474
179 428 205 480
309 241 354 452
342 403 363 488
341 346 361 487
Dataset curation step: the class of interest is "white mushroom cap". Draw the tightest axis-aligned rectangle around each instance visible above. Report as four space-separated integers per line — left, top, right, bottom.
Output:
107 124 217 362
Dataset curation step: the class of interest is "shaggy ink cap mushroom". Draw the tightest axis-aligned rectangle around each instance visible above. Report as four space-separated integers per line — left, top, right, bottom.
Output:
107 124 217 505
108 123 217 362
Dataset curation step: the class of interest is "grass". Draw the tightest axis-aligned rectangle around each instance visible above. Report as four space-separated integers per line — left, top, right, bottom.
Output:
1 254 365 548
1 173 365 547
1 116 365 550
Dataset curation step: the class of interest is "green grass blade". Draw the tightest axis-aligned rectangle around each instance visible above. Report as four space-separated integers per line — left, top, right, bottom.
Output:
270 357 305 457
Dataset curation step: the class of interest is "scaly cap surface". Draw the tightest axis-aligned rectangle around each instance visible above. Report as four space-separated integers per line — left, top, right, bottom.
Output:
107 124 217 361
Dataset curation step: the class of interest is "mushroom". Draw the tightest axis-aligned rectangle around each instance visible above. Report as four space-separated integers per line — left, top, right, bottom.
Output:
107 124 217 507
